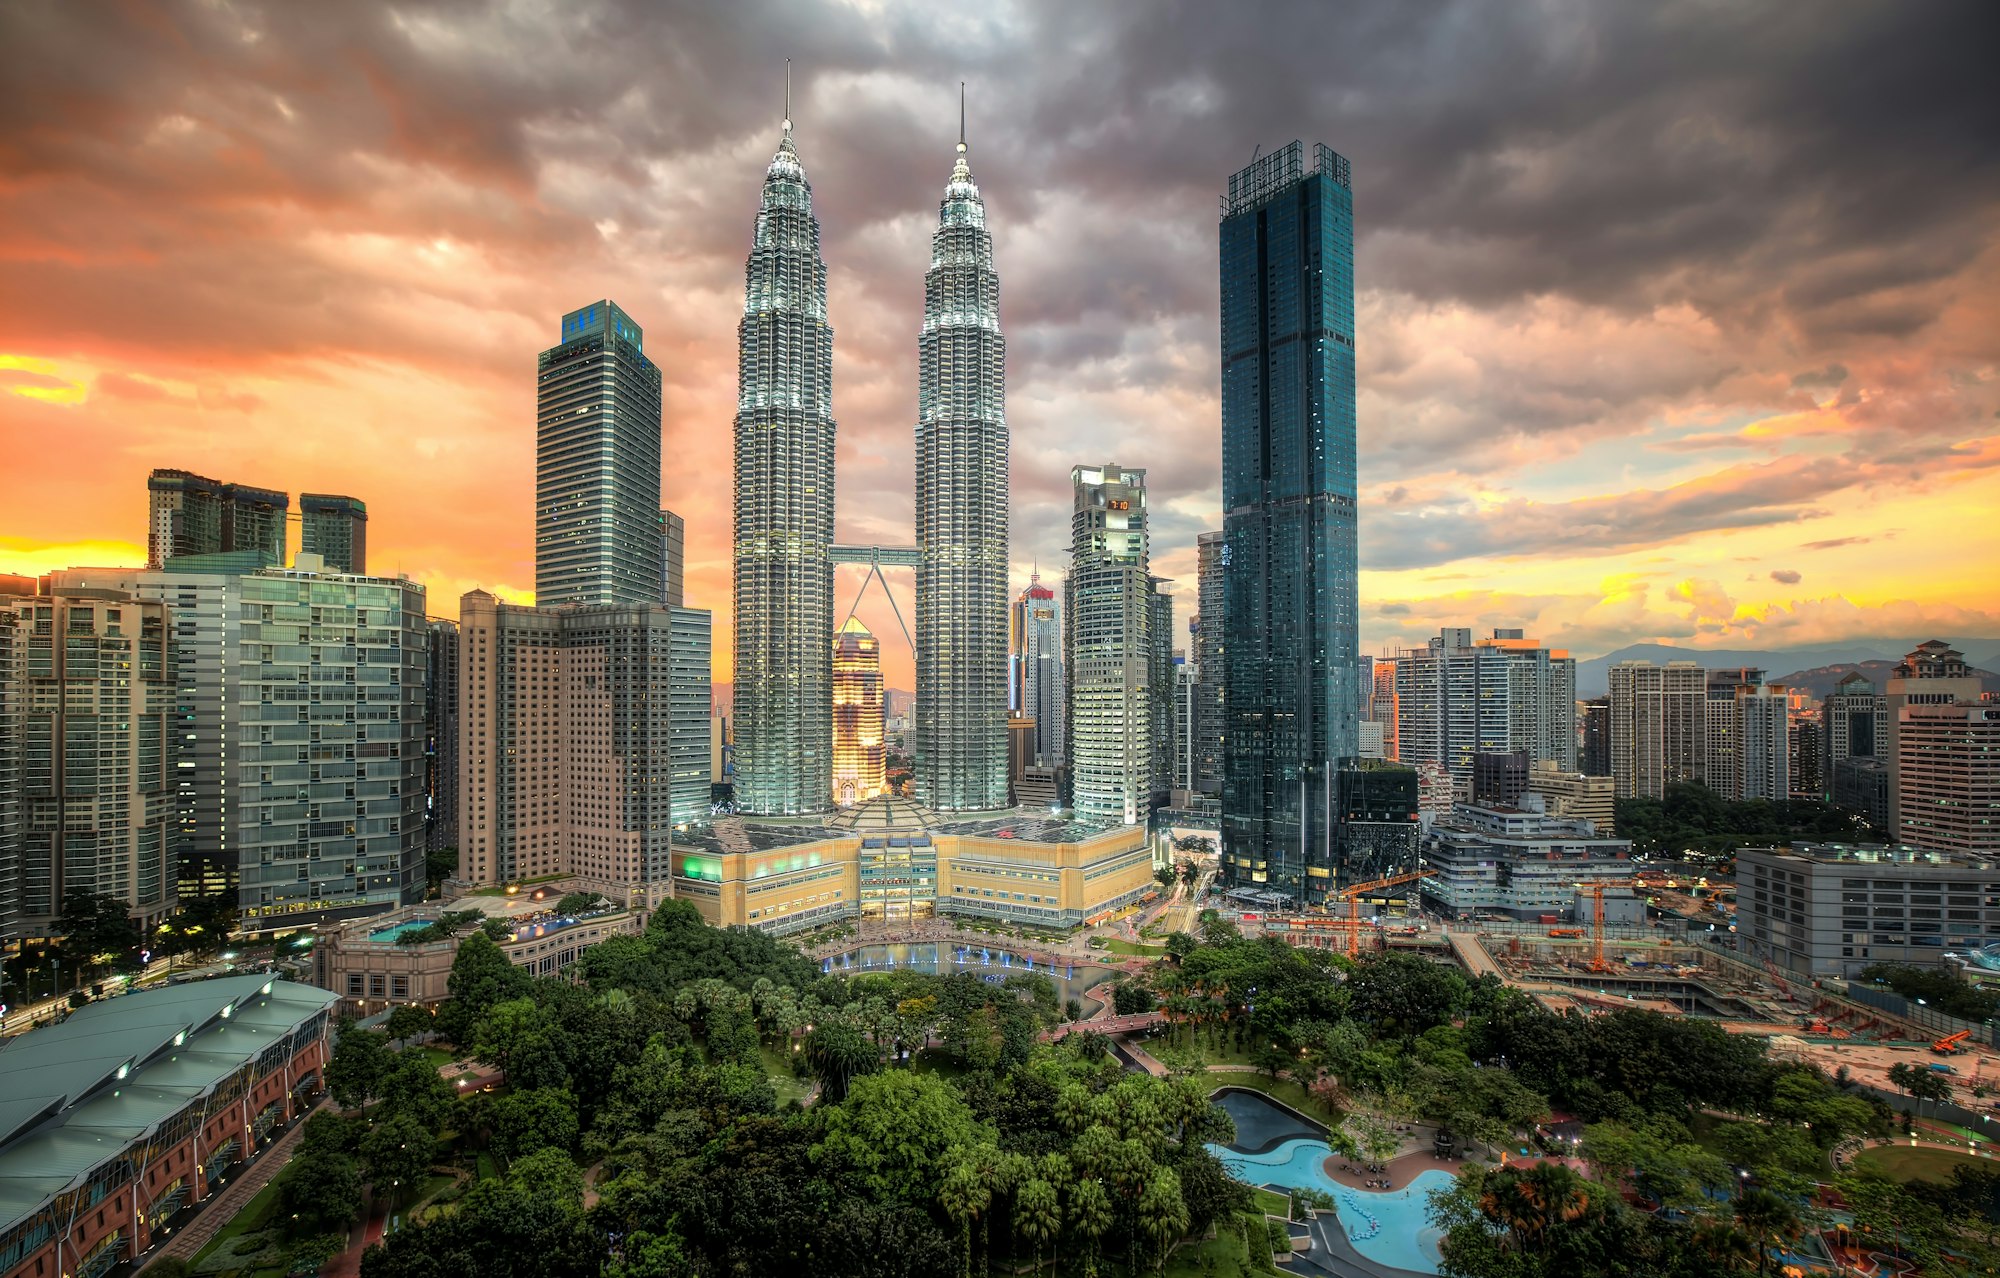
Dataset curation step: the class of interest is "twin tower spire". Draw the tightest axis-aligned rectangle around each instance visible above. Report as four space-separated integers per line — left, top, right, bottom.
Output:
732 66 1009 816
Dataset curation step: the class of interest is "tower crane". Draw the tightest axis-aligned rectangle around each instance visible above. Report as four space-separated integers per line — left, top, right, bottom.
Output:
1337 868 1437 959
1570 881 1633 974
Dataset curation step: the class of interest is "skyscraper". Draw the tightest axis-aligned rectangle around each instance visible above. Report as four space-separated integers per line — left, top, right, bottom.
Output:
299 493 368 574
915 102 1009 812
1822 671 1887 778
1193 531 1226 793
146 469 288 567
832 617 887 807
1608 661 1707 799
1009 572 1064 767
732 104 836 815
426 619 460 856
1067 465 1153 826
1390 628 1577 798
535 300 664 607
1148 578 1175 806
1218 142 1360 904
0 606 20 944
1885 640 1985 833
1733 683 1792 802
659 508 685 607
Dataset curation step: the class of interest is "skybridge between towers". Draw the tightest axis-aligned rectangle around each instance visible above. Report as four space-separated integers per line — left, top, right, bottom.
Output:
832 543 919 649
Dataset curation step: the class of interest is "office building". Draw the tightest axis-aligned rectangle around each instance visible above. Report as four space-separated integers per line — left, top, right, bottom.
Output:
426 620 460 856
1897 701 2000 856
1823 671 1887 786
535 301 663 608
732 111 836 816
1149 578 1175 806
1833 757 1891 834
1218 142 1360 901
1702 667 1765 799
1734 683 1792 802
1472 750 1530 808
1357 720 1385 760
1193 531 1225 794
1886 640 1986 834
0 607 19 944
3 586 176 932
457 591 710 908
914 116 1010 813
658 508 685 607
146 469 288 568
1173 658 1198 794
1580 696 1611 777
1525 762 1617 834
1066 465 1154 826
1008 571 1065 768
1739 842 2000 977
1790 707 1823 800
1608 660 1707 799
1366 659 1399 761
832 618 887 807
1419 803 1637 923
298 493 367 574
0 977 336 1278
1391 628 1577 798
1331 760 1420 884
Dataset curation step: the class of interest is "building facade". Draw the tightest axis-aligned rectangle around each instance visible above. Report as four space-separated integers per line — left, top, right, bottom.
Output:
1608 660 1707 799
732 116 836 816
1331 760 1420 884
426 620 460 856
1192 530 1226 794
1148 579 1175 807
914 126 1009 813
535 301 664 608
1218 142 1360 903
1896 701 2000 856
1008 572 1064 768
1391 628 1578 800
146 469 288 569
298 494 367 575
1419 803 1637 923
832 617 887 806
1066 465 1154 827
1823 671 1887 792
0 608 19 944
1886 641 1987 835
658 508 685 607
1739 842 2000 977
1580 696 1611 777
1524 761 1617 834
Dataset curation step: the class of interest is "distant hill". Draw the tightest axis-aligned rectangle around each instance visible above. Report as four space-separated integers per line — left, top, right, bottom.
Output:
1572 642 1896 698
1768 660 2000 701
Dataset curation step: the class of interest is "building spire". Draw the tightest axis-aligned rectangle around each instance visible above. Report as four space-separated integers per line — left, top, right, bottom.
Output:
958 81 966 155
783 59 792 138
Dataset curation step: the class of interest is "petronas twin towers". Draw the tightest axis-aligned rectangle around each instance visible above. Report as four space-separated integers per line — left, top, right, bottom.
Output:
732 88 1009 815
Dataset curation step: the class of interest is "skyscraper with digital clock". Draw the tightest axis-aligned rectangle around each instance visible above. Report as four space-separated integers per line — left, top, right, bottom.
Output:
1218 142 1360 906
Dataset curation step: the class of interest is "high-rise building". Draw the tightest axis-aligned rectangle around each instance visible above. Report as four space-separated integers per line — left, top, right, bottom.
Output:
1472 750 1531 808
1885 641 1985 834
1580 696 1612 777
1366 659 1399 761
146 469 288 568
832 617 887 807
1332 760 1420 884
3 587 177 931
299 493 368 574
1391 628 1577 799
1823 671 1887 789
1891 676 1998 856
914 113 1009 813
457 591 711 905
535 300 663 607
0 605 20 944
1734 683 1792 802
1702 667 1765 798
1608 660 1707 799
426 620 460 857
1218 141 1360 904
1193 530 1226 794
658 509 685 607
1525 761 1617 834
732 110 836 816
1789 706 1823 801
1008 572 1065 768
1148 578 1175 806
1173 657 1198 794
1067 464 1153 826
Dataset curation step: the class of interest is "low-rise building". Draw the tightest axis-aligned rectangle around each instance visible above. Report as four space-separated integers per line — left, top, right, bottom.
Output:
0 976 335 1278
1525 762 1617 834
1738 842 2000 978
1419 803 1637 923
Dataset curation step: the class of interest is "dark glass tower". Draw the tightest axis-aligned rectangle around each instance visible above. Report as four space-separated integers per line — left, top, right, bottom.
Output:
1218 142 1359 906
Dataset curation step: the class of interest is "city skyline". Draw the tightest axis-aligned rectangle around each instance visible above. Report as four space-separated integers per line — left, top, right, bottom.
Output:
3 4 1998 696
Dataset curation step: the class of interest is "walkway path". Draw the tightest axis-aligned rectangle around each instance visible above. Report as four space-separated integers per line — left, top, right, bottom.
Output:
141 1099 323 1272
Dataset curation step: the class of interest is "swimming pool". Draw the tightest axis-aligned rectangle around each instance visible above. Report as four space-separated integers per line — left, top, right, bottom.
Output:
1208 1137 1452 1274
367 920 435 943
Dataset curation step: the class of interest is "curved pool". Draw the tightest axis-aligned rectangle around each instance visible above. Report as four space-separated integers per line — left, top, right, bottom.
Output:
1209 1137 1452 1274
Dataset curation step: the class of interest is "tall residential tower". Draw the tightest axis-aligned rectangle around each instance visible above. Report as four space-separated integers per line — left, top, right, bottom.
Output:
1067 465 1153 827
915 101 1010 812
732 104 837 814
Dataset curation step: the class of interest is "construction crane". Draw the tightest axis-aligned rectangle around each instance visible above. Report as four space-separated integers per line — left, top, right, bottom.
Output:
1570 881 1632 974
1761 958 1793 1002
1336 868 1437 959
1932 1030 1972 1056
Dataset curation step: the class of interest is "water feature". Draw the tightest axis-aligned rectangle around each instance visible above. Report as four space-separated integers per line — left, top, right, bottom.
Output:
825 942 1110 1008
367 920 436 943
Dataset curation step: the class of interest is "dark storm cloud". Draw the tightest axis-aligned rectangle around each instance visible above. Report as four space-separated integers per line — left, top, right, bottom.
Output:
1770 569 1802 585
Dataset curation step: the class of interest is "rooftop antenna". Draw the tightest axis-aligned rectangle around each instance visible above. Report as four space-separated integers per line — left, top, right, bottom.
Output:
783 59 792 136
958 81 967 155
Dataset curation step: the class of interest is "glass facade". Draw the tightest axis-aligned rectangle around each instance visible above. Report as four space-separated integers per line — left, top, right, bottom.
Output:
1218 142 1360 905
832 618 886 806
1066 465 1153 827
299 494 368 575
915 136 1010 812
733 124 836 815
536 301 664 607
1008 574 1064 768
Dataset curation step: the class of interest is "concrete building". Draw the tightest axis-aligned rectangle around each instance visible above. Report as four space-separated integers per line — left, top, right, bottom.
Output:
1738 842 2000 977
1609 660 1707 799
535 301 663 608
1008 572 1064 769
1887 641 1987 835
1419 803 1637 923
0 977 335 1278
1066 465 1154 827
1734 683 1792 802
1790 707 1823 801
298 493 367 574
1823 671 1887 788
832 618 887 807
1525 762 1617 834
0 608 19 945
1392 629 1577 800
658 508 685 607
1833 757 1891 835
456 592 711 909
1148 579 1175 808
146 469 288 568
1192 531 1225 794
426 620 460 856
1 586 177 933
670 798 1155 935
1366 659 1399 762
1173 659 1198 793
1896 701 2000 856
1472 750 1530 808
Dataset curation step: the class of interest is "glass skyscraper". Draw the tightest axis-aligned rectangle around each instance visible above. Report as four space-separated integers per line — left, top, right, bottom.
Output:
732 114 836 814
535 300 664 606
915 123 1010 812
1008 572 1064 768
1218 142 1360 905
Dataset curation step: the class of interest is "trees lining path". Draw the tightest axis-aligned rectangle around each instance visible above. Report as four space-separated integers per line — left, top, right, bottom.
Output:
141 1098 323 1272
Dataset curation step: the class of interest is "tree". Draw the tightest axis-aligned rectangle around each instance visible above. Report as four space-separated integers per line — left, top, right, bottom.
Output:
1343 952 1467 1038
805 1016 881 1104
1069 1176 1113 1277
488 1088 581 1165
384 1004 433 1044
327 1027 391 1109
1137 1166 1190 1272
1732 1187 1801 1277
436 930 531 1045
813 1072 982 1202
288 1233 347 1276
277 1147 363 1237
1016 1177 1061 1272
377 1048 455 1130
360 1113 433 1208
939 1156 990 1278
56 890 143 978
1111 982 1156 1016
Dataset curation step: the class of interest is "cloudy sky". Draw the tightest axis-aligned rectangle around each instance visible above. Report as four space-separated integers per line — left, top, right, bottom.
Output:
2 0 1996 687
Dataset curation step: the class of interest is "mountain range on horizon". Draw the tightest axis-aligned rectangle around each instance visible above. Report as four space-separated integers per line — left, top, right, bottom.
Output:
1569 638 2000 698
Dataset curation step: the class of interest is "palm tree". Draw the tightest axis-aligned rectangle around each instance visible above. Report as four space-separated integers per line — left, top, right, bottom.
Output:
1480 1163 1593 1252
940 1159 990 1278
1069 1177 1113 1278
1016 1177 1061 1272
1137 1166 1190 1273
1690 1219 1760 1273
1732 1187 1802 1277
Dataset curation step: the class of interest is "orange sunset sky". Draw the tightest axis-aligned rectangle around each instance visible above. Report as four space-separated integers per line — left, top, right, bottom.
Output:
2 2 1997 691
